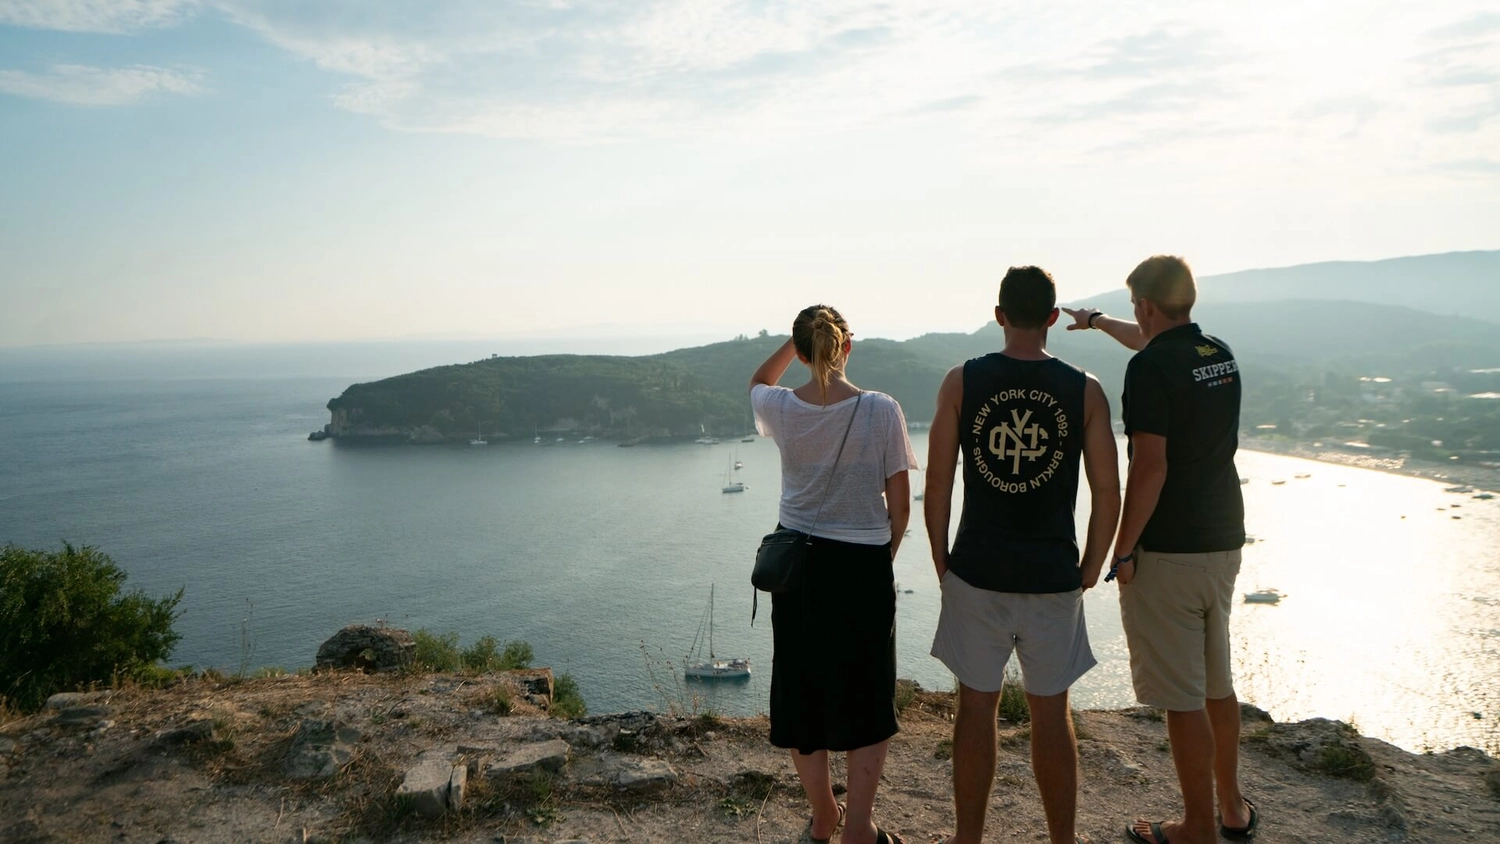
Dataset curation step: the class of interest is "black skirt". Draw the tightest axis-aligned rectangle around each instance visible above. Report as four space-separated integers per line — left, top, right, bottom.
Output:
769 533 898 754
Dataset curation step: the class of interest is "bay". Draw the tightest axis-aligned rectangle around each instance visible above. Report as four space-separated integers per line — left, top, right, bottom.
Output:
2 367 1496 755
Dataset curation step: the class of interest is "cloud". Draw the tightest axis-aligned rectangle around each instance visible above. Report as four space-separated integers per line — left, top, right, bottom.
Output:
0 0 200 33
0 63 202 105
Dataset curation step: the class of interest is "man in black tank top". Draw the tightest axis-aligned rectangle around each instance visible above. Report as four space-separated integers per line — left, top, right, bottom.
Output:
924 266 1121 844
1063 255 1255 844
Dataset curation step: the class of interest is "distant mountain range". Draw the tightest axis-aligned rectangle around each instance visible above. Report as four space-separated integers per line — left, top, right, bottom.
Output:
1072 250 1500 323
321 250 1500 440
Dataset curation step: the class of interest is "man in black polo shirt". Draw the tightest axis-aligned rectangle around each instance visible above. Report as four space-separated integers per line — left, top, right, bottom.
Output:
925 266 1121 844
1063 255 1256 844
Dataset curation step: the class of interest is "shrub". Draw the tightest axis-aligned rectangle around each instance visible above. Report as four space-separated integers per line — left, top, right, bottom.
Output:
551 672 587 719
411 629 461 672
461 636 534 672
998 668 1030 724
0 543 183 712
418 631 533 674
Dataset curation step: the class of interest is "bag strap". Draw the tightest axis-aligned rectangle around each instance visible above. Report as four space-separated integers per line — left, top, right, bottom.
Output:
804 392 863 536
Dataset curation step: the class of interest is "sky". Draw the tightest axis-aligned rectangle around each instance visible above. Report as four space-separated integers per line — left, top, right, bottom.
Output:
1 1 1497 347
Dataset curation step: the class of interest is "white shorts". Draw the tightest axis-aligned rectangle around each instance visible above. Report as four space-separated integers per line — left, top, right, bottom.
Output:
930 570 1096 697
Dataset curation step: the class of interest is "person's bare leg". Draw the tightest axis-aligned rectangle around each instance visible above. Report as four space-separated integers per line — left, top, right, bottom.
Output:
791 749 841 840
948 684 1000 844
1206 693 1251 829
841 740 890 844
1027 690 1078 844
1129 708 1217 844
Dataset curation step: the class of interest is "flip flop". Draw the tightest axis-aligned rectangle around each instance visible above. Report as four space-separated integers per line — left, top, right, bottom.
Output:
1124 821 1169 844
874 828 905 844
808 802 846 844
1220 796 1259 839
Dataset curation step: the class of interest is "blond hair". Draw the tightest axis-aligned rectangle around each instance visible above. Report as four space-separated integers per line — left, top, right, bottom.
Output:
792 304 851 402
1126 255 1196 319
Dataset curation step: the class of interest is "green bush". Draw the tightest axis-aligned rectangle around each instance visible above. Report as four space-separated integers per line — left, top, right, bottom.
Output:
552 672 587 719
998 667 1030 724
461 636 533 672
0 543 183 712
412 629 461 672
416 630 533 673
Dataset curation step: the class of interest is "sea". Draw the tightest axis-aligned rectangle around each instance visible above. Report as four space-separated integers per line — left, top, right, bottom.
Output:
2 344 1497 755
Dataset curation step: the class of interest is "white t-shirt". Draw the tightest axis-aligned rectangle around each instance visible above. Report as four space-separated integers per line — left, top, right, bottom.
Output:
751 384 919 545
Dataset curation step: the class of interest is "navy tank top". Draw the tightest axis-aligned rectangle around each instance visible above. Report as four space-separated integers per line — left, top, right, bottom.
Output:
948 353 1087 593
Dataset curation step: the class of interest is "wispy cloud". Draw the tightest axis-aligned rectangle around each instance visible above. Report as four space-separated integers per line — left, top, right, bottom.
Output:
0 63 201 105
0 0 200 33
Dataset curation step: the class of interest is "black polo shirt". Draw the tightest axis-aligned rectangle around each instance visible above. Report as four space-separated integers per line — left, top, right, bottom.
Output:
1122 323 1246 553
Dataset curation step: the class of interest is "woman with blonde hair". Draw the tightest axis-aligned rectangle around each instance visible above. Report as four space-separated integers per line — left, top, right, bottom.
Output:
750 304 918 844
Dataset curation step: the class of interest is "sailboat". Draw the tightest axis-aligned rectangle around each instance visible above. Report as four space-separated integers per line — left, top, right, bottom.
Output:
684 585 750 679
470 422 488 446
722 454 746 493
533 423 542 445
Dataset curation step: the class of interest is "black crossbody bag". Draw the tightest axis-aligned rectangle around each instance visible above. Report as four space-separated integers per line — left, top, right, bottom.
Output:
750 393 863 622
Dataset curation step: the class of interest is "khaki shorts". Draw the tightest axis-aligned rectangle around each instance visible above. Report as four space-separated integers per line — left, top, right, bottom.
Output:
930 570 1096 697
1119 548 1242 711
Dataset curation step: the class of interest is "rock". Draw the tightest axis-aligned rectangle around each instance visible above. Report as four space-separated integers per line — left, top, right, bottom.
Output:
448 762 468 811
396 757 465 817
152 719 217 748
45 691 110 710
315 625 416 673
56 705 111 725
485 739 571 781
1239 702 1274 723
285 719 360 780
610 757 677 792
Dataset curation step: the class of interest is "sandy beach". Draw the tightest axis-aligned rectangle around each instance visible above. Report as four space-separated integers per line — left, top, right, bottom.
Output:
1240 436 1500 494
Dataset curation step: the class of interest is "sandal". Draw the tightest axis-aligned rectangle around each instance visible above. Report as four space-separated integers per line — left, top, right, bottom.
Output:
1124 821 1169 844
808 802 846 843
1219 797 1259 839
875 827 906 844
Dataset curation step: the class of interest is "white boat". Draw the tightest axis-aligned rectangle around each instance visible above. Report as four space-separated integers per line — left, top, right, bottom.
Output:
722 467 746 493
1244 589 1283 604
684 585 750 680
469 423 487 446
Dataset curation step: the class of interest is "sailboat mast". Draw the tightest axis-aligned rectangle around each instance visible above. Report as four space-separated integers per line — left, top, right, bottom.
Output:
709 584 715 659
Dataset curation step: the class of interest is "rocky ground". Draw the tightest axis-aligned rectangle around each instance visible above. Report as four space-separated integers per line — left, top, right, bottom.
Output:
2 671 1497 843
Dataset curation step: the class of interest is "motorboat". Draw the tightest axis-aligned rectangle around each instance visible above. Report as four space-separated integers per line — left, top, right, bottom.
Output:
1244 590 1283 604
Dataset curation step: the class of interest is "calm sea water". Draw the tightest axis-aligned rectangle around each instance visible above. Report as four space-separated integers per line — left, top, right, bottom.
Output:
2 365 1497 753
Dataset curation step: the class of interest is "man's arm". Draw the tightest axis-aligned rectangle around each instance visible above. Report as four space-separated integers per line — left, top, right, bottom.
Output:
750 339 797 391
885 470 910 559
1112 432 1167 585
923 366 963 580
1079 375 1121 590
1061 306 1147 352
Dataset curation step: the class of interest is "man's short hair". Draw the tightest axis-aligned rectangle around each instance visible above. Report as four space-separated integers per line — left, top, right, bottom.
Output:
998 266 1056 329
1126 255 1196 319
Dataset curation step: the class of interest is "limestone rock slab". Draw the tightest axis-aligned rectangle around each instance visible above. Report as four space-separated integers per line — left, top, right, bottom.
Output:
485 739 571 781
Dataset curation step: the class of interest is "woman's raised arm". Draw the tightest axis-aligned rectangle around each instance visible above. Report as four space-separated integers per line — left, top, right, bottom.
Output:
750 338 799 392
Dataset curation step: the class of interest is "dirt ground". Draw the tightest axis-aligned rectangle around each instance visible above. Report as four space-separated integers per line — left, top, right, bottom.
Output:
2 671 1497 843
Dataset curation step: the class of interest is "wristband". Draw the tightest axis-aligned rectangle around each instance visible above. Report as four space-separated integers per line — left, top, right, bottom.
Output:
1104 552 1133 583
1087 312 1103 329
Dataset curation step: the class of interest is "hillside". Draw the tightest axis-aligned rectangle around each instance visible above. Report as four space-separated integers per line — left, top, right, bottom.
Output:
1070 250 1500 322
320 251 1500 446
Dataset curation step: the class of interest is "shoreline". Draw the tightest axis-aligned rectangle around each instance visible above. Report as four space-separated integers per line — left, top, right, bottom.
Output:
1239 437 1500 494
